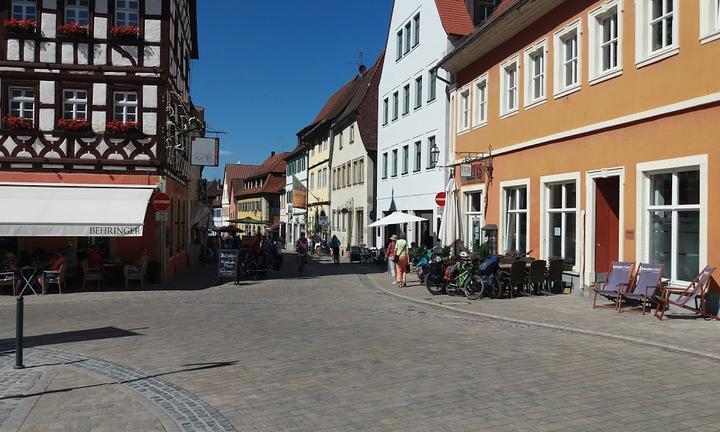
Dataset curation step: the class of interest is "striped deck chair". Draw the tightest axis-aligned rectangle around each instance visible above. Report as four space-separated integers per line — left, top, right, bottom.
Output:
654 266 716 320
617 263 664 315
592 261 635 309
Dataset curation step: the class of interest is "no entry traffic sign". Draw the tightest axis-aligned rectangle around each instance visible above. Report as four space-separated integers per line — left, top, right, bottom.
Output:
152 192 171 212
435 192 446 207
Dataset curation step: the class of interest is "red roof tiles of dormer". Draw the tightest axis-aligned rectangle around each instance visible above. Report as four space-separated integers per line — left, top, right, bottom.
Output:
435 0 474 37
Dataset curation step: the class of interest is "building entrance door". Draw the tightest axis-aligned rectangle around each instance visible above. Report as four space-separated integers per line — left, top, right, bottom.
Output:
594 176 620 277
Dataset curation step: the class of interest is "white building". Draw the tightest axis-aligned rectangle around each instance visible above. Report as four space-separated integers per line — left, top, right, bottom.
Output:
283 147 308 250
329 55 383 250
376 0 474 249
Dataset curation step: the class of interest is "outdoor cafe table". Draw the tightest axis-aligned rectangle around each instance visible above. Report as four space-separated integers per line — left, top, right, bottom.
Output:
19 267 41 296
101 259 124 289
498 258 535 271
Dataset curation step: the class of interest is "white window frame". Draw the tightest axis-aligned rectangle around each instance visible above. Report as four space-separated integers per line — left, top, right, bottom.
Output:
113 91 138 123
349 125 354 144
62 89 88 120
404 22 411 54
462 183 485 253
428 69 437 102
589 1 623 84
402 84 410 116
414 76 422 110
391 149 398 177
8 86 35 121
554 20 582 98
635 0 679 68
700 0 720 44
115 0 139 27
413 141 422 172
382 153 388 179
457 86 470 132
382 98 389 126
427 136 437 169
65 0 90 26
539 172 581 271
11 0 36 21
392 92 399 121
524 39 547 108
396 30 403 61
472 74 488 128
499 55 519 118
413 13 420 47
500 179 530 255
401 145 409 175
636 155 707 285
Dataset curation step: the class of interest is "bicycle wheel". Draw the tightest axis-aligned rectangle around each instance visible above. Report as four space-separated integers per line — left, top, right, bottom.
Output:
425 274 444 295
463 273 485 300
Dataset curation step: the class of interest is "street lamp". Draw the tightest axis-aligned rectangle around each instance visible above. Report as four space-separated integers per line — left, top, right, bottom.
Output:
430 142 441 168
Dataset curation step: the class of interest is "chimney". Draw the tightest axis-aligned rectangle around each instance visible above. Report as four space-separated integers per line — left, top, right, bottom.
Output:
271 151 275 157
358 64 367 76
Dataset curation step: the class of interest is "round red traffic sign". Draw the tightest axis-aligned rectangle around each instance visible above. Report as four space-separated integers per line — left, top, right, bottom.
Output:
435 192 446 207
152 192 171 211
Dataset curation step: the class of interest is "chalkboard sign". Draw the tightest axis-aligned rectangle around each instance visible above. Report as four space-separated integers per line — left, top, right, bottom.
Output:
218 249 238 280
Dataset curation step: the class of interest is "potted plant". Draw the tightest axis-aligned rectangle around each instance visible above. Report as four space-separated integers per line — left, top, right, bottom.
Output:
58 23 89 38
4 18 36 34
57 118 90 131
106 120 139 134
3 116 33 130
110 25 140 40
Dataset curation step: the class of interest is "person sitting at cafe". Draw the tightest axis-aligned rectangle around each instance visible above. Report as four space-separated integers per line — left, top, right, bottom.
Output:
38 252 65 294
0 251 17 273
87 246 104 269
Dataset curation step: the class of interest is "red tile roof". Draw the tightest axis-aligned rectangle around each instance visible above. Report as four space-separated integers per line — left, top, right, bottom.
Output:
235 152 288 198
435 0 474 37
225 164 259 183
312 78 360 124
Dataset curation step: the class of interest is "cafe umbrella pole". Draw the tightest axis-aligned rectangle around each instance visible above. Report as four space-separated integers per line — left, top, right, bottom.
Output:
14 295 24 369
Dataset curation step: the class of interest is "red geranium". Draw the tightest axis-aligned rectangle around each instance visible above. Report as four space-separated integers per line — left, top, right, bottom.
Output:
58 23 89 38
106 120 139 134
57 118 90 131
3 116 33 130
110 25 140 39
4 19 36 34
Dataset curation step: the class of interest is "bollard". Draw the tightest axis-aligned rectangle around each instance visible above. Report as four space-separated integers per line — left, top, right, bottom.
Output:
14 296 24 369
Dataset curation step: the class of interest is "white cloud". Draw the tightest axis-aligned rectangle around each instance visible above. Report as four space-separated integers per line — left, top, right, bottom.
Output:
219 149 233 156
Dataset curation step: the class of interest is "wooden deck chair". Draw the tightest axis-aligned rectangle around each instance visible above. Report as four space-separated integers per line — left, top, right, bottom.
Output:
592 261 635 309
617 263 664 315
654 266 716 320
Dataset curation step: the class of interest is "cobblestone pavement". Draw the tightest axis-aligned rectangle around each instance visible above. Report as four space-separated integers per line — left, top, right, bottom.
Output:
0 258 719 431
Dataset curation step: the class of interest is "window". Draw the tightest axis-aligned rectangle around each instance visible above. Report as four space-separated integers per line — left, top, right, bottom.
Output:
382 98 389 125
8 87 35 121
11 0 36 21
414 141 421 172
414 76 422 109
402 84 410 115
113 91 138 122
635 0 678 65
358 159 364 183
396 30 403 60
349 125 354 144
503 185 528 254
65 0 90 25
474 0 497 25
402 145 409 175
474 75 488 126
500 57 519 116
391 149 398 177
427 136 436 169
525 41 546 106
116 0 140 27
589 2 622 81
645 169 701 282
545 181 577 267
428 69 437 101
458 89 470 131
700 0 720 42
341 165 346 187
392 92 399 120
404 22 411 54
382 153 388 179
338 131 343 149
63 89 87 119
465 190 484 252
413 14 420 47
310 172 315 190
554 22 581 95
352 161 358 184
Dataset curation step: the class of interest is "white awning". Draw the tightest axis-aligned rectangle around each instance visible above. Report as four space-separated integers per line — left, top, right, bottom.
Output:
0 183 156 237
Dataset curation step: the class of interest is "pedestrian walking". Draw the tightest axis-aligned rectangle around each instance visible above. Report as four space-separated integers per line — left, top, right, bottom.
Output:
385 235 397 283
394 234 409 287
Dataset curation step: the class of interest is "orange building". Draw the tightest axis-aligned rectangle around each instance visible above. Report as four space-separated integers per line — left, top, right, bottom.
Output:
440 0 720 290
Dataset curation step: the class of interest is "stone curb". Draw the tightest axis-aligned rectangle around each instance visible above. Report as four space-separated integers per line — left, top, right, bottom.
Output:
359 273 720 364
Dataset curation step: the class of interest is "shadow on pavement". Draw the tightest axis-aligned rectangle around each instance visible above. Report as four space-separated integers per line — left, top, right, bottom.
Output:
0 326 141 350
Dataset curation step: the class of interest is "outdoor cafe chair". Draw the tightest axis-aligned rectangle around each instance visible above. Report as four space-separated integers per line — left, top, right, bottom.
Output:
507 260 527 297
546 259 569 295
592 261 635 309
0 272 16 296
527 260 547 295
42 264 66 294
124 256 149 290
654 266 716 320
617 263 664 315
81 260 102 291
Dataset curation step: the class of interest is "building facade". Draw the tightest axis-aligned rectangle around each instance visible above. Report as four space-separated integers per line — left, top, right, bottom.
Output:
283 147 307 249
376 0 474 249
0 0 202 281
221 163 259 227
442 0 720 289
234 151 286 237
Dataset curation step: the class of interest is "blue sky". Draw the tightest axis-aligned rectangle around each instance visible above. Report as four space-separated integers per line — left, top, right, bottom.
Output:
191 1 393 180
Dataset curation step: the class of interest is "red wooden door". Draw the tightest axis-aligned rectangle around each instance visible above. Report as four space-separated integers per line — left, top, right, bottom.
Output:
595 177 620 274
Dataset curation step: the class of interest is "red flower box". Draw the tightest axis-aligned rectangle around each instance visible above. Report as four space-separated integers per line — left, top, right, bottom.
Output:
106 120 139 134
57 118 90 131
110 25 140 39
58 23 89 38
4 19 36 34
3 116 34 130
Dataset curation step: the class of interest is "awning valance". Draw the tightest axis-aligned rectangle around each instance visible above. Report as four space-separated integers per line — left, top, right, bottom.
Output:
0 183 155 237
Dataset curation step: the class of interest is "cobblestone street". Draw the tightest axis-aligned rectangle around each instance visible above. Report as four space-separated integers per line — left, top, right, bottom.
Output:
1 258 719 431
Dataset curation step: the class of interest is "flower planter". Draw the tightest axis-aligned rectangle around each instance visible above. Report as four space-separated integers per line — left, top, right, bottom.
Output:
57 118 90 132
106 120 139 134
3 116 34 130
110 25 140 40
4 19 36 34
58 23 89 39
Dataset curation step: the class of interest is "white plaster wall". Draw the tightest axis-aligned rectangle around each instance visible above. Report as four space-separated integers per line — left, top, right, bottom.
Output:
39 109 54 131
92 111 106 132
93 44 106 65
143 85 158 108
142 112 157 135
144 46 161 67
94 17 108 39
41 12 56 38
61 43 73 64
111 48 131 66
93 83 107 105
376 0 456 246
23 41 34 61
77 43 89 65
7 40 20 61
39 42 55 63
39 81 54 104
145 20 162 42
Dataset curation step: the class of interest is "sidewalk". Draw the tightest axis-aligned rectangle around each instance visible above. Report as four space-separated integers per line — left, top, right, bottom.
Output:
365 271 720 360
